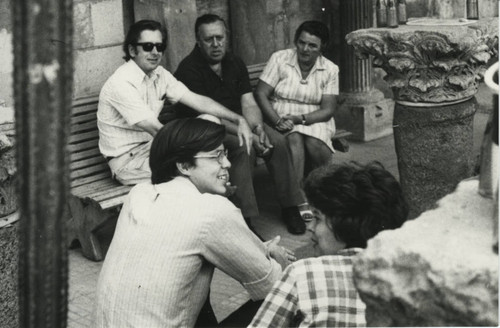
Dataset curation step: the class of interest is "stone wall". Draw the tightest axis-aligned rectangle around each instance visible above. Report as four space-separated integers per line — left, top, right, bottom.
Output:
73 0 125 99
0 0 498 105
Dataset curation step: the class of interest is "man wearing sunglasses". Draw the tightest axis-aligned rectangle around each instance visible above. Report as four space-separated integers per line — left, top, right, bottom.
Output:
170 14 307 235
97 20 252 186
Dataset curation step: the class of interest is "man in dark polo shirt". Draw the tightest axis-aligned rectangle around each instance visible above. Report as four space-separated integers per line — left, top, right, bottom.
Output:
170 14 306 234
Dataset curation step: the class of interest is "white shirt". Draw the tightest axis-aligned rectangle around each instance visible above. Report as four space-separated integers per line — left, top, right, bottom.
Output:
97 60 188 157
94 177 282 327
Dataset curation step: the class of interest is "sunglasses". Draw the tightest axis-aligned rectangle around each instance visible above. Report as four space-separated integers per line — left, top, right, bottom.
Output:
134 42 166 52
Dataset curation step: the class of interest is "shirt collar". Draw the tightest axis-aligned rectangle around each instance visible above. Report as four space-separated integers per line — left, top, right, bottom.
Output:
285 48 327 73
152 176 201 195
125 59 161 88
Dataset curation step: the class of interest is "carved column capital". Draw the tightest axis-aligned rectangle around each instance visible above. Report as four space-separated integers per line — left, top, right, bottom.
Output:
347 18 498 104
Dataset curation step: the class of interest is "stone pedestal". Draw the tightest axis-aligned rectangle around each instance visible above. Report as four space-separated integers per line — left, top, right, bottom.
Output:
394 98 476 218
353 178 498 326
337 0 394 141
346 17 498 217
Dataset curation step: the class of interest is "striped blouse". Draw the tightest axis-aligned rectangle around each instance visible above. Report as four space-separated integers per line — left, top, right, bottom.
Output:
259 48 339 152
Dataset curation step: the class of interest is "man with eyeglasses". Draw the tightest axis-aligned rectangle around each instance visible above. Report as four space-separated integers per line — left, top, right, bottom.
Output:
169 14 307 235
97 20 252 185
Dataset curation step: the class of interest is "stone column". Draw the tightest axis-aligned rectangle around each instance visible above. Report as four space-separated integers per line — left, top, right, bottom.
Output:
347 18 498 218
12 0 73 327
336 0 394 141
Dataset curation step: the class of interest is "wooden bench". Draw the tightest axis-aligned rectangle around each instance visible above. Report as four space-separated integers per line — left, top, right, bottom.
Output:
247 63 352 152
67 64 351 262
67 96 132 261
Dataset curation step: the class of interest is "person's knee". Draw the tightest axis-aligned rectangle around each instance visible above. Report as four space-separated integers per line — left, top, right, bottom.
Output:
286 133 303 148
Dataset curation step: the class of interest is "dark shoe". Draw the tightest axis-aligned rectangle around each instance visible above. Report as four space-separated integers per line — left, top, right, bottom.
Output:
282 206 306 235
244 217 265 241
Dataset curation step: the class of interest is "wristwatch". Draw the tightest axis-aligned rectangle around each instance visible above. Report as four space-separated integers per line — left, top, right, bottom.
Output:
301 114 306 125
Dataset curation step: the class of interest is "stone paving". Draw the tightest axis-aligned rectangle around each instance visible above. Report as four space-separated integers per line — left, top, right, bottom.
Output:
67 109 490 327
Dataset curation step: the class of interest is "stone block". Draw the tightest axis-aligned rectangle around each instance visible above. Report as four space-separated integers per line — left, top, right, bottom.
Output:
73 45 123 98
353 178 498 326
335 93 394 142
91 0 123 46
73 2 93 49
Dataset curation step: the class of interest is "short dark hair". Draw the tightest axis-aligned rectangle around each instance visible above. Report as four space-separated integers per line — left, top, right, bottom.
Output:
304 161 408 248
294 20 330 51
123 20 167 61
194 14 228 40
149 118 225 184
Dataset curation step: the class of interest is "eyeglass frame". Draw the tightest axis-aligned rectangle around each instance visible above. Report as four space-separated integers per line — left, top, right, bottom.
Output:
193 149 229 165
133 42 166 52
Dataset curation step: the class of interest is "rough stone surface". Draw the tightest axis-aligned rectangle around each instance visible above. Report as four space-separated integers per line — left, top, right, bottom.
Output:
73 2 94 49
336 96 394 141
393 98 476 218
0 222 19 328
73 45 123 98
229 0 324 65
91 0 123 47
353 178 498 327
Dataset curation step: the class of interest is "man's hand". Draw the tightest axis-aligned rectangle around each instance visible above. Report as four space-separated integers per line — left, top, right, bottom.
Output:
265 235 296 269
252 125 273 156
237 118 253 154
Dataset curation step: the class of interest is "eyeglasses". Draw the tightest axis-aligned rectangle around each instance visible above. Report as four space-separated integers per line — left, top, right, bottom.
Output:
134 42 166 52
193 149 229 165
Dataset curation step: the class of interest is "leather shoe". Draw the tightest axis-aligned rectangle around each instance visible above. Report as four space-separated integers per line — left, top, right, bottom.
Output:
282 206 306 235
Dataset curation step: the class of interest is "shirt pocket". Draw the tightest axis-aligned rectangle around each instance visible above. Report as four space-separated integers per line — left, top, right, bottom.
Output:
152 100 165 115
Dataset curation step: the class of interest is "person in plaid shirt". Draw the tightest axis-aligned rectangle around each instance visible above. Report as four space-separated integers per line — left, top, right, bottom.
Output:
249 162 409 327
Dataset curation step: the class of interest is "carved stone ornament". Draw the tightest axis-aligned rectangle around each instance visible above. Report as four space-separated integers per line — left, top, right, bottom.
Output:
346 18 498 104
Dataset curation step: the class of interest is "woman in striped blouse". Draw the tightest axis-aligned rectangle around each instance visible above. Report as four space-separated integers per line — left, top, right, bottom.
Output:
254 21 339 215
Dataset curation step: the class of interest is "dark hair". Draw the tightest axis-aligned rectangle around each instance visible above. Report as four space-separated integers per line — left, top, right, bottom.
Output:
123 20 167 61
294 20 330 51
149 118 225 184
194 14 228 40
304 161 408 248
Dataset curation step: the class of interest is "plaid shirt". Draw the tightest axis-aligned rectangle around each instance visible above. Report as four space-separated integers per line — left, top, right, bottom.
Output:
249 248 366 327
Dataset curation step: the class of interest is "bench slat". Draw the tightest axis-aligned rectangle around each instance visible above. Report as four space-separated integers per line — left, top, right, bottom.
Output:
69 130 99 144
70 120 98 133
72 180 123 198
71 112 97 125
70 147 102 162
71 172 112 188
70 155 106 171
92 185 132 203
70 163 110 180
333 129 352 139
100 194 129 210
68 139 99 153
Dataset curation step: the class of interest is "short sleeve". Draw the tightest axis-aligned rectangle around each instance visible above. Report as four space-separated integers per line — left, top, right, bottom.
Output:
322 63 339 95
160 68 189 104
259 51 282 88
